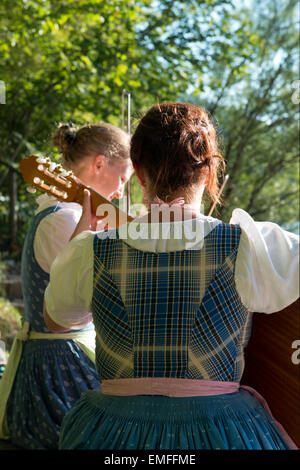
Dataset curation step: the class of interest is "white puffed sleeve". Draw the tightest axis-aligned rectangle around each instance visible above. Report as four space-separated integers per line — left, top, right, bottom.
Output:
231 208 299 313
44 230 95 329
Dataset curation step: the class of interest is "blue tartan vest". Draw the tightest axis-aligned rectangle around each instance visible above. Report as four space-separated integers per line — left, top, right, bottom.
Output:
92 223 252 382
21 205 63 333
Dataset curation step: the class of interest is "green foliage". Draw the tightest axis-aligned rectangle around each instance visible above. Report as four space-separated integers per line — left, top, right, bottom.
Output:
0 0 235 254
0 297 22 352
0 0 298 258
185 0 299 228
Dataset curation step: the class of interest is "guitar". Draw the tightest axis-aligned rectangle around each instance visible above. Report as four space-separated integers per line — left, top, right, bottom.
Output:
20 154 134 228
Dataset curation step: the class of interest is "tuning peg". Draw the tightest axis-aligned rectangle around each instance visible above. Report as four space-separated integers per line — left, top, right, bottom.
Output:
33 177 42 184
59 169 68 177
26 186 37 193
37 164 44 171
48 162 57 172
36 157 48 164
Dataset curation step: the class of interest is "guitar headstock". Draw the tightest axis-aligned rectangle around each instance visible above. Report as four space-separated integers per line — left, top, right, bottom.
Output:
20 154 79 203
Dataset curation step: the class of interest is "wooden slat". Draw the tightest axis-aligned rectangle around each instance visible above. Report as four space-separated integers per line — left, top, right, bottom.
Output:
242 299 300 447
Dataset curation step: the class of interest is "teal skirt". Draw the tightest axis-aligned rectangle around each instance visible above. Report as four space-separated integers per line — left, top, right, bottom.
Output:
59 389 290 450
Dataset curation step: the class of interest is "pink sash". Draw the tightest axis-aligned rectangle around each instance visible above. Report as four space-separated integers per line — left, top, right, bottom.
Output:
102 377 238 396
102 377 298 449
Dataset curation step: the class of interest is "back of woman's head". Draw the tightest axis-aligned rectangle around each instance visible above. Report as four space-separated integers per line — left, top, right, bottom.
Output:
52 122 130 167
131 102 225 204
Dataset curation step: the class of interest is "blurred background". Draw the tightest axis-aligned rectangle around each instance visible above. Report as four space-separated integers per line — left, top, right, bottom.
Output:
0 0 299 350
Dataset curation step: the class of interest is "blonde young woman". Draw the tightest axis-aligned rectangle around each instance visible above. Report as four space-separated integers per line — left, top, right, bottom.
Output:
0 122 132 449
45 104 298 450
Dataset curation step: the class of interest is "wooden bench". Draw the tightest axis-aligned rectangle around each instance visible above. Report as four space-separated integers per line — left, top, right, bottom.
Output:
242 299 300 448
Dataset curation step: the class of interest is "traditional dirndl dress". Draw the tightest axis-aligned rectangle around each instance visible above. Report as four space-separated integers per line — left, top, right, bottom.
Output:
58 222 295 450
0 206 100 449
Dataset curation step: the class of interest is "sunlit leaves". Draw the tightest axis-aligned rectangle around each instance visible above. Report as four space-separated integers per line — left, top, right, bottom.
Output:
0 0 298 252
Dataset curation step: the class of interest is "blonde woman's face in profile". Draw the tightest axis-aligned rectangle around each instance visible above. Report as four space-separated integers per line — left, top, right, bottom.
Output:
74 154 133 201
96 158 133 201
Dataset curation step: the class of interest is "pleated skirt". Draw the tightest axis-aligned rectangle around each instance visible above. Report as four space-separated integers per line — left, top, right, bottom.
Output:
6 339 101 449
59 388 291 450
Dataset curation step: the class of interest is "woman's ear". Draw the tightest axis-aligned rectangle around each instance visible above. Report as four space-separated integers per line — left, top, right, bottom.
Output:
94 155 106 174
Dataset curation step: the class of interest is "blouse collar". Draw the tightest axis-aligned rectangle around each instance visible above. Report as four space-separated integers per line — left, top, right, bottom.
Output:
116 207 222 253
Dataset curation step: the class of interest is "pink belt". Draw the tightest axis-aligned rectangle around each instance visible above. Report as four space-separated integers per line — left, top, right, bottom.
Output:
102 377 298 450
102 377 238 396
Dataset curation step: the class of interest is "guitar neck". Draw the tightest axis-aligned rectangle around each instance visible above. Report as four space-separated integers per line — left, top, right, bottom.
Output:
19 154 134 229
74 181 134 227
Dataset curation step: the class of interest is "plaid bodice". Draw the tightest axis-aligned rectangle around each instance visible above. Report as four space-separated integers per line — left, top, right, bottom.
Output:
92 223 252 382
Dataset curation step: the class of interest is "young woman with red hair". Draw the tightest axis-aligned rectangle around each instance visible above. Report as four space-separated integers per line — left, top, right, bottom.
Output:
45 103 298 450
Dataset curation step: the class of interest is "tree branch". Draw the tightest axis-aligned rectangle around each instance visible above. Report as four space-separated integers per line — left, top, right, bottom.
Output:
0 158 21 176
246 155 298 212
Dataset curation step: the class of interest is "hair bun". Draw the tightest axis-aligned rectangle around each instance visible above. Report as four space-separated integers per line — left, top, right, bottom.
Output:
52 123 77 154
131 102 225 204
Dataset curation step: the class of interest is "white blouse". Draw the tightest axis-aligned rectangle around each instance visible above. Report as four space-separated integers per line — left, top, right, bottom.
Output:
33 195 83 273
33 194 104 272
44 207 299 330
